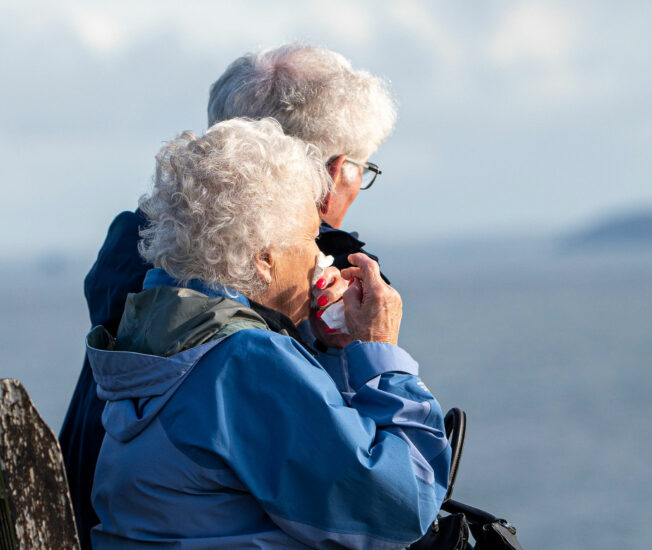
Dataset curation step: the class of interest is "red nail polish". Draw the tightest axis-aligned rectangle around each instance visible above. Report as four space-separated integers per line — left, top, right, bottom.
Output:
325 327 336 334
317 295 328 307
316 309 324 319
348 278 355 286
316 278 326 290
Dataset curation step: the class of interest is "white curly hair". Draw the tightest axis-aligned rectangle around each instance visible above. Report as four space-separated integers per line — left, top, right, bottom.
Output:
138 118 331 297
207 43 397 165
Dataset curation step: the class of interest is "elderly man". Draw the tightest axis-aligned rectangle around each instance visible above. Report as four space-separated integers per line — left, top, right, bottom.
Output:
207 44 395 277
60 44 398 548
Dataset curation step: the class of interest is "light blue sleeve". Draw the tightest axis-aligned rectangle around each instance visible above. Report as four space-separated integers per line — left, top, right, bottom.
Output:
212 330 451 549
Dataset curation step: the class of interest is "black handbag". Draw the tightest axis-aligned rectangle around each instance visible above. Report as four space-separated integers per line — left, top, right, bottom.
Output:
410 409 524 550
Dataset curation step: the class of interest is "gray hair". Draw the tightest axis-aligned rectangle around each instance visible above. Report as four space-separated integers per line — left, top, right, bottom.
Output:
138 118 331 297
207 43 397 163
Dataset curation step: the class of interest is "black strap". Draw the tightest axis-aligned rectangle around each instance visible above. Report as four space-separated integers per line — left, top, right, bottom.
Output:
442 499 497 524
444 408 467 502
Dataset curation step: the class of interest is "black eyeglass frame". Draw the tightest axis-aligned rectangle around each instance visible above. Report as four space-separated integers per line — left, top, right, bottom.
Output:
327 156 382 190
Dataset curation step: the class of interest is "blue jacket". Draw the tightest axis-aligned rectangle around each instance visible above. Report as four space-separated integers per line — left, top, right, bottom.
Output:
60 210 392 548
87 269 451 549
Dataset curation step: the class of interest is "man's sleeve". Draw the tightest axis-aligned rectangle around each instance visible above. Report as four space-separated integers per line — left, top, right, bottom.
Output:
211 330 451 549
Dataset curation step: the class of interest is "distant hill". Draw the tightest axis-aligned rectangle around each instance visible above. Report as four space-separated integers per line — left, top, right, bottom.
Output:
563 210 652 249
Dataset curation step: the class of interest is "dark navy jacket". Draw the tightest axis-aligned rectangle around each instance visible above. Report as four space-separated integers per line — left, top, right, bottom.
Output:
59 209 389 549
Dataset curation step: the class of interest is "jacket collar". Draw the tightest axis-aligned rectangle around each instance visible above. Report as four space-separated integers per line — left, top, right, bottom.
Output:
143 268 314 353
319 221 363 244
143 268 250 306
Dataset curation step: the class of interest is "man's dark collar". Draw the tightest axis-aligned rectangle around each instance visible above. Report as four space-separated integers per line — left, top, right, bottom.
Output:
319 221 362 244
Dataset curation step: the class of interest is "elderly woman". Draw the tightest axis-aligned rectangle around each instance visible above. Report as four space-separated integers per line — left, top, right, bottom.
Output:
87 118 450 549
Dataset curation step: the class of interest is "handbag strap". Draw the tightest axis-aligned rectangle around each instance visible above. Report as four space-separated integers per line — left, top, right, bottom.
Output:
444 408 467 502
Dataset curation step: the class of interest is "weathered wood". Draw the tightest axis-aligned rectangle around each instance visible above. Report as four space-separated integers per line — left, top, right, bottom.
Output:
0 379 79 550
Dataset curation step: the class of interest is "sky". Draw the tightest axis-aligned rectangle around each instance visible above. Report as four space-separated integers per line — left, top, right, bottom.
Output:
0 0 650 258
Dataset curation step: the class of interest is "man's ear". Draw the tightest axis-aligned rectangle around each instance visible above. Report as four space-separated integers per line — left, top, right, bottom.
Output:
326 155 346 185
254 249 275 285
322 155 346 217
320 193 332 217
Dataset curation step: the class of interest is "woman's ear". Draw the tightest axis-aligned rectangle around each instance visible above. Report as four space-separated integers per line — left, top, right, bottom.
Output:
254 249 274 286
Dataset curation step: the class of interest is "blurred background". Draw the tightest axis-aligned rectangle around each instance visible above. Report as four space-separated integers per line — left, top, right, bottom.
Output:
1 1 650 548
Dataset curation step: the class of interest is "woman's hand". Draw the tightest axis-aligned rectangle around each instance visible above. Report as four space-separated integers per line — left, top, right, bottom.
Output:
341 253 402 345
309 266 353 349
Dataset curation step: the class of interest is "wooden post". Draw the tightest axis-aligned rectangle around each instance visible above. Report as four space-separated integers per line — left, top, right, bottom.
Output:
0 379 80 550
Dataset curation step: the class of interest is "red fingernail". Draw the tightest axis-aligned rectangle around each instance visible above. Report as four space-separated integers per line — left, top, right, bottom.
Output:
317 295 328 307
316 309 324 319
315 278 326 290
325 327 336 334
348 278 355 286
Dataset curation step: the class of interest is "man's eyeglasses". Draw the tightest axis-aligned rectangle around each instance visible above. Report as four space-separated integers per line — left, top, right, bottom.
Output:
327 156 382 190
344 158 382 190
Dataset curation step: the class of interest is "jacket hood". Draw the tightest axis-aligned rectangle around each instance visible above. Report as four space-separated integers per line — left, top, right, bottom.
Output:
86 272 267 441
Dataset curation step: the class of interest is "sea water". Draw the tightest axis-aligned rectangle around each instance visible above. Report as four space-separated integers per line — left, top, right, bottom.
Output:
1 244 650 549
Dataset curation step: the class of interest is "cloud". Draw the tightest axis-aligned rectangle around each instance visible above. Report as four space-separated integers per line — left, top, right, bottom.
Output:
488 3 576 66
306 0 376 48
482 3 584 104
53 0 379 59
72 9 127 54
387 1 461 66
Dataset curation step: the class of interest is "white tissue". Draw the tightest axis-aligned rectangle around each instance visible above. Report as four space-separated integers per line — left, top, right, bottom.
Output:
312 252 334 285
320 302 349 334
312 252 349 334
